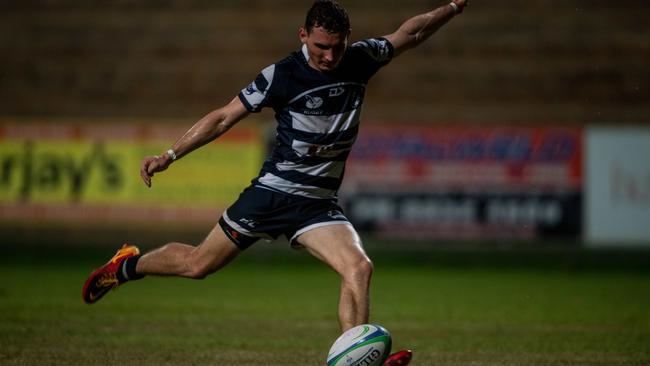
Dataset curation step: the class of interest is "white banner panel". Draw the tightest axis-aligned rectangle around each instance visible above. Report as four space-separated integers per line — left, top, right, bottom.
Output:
586 126 650 247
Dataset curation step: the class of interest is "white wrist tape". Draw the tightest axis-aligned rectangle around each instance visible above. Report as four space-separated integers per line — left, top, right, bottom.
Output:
166 149 177 161
449 2 459 13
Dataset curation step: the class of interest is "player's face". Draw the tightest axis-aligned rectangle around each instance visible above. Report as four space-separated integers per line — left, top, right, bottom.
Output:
299 26 349 72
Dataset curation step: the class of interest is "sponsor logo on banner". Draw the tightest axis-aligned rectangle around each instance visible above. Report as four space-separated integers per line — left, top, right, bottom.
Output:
0 121 262 225
0 141 121 202
340 125 583 240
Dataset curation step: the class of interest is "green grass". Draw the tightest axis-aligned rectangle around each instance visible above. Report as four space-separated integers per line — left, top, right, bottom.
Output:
1 245 649 365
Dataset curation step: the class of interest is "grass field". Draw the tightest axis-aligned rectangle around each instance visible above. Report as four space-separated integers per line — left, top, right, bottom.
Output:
1 243 649 366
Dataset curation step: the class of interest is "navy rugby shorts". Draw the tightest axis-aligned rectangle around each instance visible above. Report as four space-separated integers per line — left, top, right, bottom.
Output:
218 185 352 250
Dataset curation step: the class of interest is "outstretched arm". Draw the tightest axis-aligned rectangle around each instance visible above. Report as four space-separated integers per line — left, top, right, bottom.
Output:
384 0 468 58
140 97 250 187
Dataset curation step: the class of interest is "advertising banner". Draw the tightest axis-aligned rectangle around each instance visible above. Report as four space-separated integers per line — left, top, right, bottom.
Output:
340 125 583 240
0 121 262 226
585 126 650 246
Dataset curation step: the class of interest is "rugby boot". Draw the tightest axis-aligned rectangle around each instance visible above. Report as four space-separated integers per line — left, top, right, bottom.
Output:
384 349 412 366
82 244 140 304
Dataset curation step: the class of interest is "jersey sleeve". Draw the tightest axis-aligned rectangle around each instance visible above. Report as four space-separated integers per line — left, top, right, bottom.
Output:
238 64 280 113
349 37 394 69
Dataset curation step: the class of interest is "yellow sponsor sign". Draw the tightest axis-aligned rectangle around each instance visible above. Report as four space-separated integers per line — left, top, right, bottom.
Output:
0 123 263 209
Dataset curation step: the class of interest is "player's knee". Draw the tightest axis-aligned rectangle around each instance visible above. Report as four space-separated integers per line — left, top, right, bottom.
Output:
185 263 210 279
342 257 373 284
184 256 214 279
358 257 374 280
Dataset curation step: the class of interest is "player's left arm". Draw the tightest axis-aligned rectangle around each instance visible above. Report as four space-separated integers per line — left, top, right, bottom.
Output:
383 0 468 58
140 97 250 187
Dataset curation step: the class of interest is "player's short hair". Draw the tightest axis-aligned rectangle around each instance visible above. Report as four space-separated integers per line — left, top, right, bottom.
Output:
305 0 350 35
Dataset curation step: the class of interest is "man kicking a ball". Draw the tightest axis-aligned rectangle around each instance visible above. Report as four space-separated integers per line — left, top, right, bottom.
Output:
83 1 468 364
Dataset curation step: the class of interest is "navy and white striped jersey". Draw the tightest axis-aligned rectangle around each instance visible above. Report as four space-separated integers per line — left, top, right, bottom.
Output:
238 38 393 199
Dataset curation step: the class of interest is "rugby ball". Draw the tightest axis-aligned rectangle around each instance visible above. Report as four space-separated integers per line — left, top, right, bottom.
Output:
327 324 392 366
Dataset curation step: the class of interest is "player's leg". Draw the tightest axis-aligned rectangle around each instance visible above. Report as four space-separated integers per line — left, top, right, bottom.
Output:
136 224 240 279
82 223 241 304
295 223 373 332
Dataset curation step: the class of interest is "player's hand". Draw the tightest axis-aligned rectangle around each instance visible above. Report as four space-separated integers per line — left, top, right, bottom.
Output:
140 154 173 188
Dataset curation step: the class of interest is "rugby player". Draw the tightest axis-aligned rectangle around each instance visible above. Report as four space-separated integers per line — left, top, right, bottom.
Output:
83 1 468 364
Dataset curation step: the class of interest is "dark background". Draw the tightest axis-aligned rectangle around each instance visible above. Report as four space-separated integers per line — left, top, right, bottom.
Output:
1 0 648 124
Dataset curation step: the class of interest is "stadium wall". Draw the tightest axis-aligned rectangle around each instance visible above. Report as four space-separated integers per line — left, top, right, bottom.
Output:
0 0 648 124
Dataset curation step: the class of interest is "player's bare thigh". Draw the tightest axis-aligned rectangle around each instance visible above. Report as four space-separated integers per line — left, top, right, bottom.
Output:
296 223 370 274
192 223 242 274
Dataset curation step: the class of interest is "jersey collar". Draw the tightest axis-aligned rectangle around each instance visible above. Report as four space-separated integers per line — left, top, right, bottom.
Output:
301 44 310 63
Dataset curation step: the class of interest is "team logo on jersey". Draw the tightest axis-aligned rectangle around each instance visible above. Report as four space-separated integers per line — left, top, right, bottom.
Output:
328 210 347 220
244 82 256 95
328 87 345 97
376 39 390 56
307 144 340 157
305 95 323 109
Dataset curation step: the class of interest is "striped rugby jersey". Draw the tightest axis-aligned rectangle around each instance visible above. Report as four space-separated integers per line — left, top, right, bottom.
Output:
238 38 393 199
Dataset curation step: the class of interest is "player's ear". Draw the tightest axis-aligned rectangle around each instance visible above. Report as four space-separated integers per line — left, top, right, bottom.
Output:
299 27 309 44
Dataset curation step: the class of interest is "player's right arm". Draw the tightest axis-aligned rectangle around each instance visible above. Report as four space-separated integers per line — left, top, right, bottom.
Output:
140 97 250 187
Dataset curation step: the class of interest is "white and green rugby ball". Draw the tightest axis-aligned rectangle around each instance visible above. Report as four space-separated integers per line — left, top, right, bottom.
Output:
327 324 392 366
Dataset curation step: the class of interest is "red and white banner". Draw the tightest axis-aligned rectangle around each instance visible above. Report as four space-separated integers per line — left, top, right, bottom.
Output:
341 125 583 240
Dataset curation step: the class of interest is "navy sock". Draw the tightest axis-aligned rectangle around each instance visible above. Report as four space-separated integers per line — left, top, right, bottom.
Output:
117 255 145 283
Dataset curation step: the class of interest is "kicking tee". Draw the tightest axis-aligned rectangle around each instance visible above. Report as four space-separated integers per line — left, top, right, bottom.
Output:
238 38 393 199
